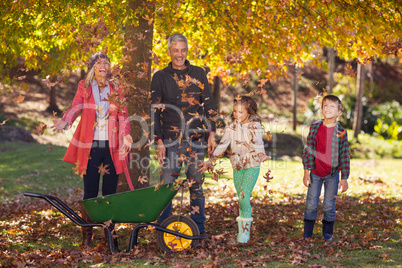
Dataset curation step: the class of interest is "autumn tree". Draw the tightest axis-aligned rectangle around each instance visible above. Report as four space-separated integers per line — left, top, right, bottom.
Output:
1 0 401 188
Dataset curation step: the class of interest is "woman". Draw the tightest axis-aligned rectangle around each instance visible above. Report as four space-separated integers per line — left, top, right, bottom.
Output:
51 52 133 248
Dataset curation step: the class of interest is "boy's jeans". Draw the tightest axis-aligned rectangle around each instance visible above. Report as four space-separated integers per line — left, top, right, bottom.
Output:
304 172 339 222
157 139 206 233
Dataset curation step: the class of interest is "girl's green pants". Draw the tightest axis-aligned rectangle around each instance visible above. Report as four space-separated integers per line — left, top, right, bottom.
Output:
233 166 260 218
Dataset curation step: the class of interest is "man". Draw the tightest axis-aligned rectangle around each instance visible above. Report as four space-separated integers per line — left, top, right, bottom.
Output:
151 33 217 235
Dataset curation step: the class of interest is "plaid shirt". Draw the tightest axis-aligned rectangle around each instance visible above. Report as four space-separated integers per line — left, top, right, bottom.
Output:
302 120 350 180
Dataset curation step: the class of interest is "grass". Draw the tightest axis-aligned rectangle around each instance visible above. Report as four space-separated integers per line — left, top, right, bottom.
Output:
1 141 402 267
0 142 82 203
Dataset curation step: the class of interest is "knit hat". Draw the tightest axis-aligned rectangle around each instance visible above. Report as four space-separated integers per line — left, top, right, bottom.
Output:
88 52 110 70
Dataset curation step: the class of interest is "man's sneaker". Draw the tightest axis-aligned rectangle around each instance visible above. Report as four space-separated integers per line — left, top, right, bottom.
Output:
323 233 333 241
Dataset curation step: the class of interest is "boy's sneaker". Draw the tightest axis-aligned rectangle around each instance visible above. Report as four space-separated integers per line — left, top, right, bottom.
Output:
323 233 333 241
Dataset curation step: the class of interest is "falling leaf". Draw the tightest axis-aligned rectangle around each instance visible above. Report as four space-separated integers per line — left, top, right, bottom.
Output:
138 176 148 184
147 225 155 233
72 161 80 175
48 143 52 152
346 63 357 77
240 189 246 199
0 118 9 125
266 131 273 141
170 126 181 133
314 92 323 100
13 94 25 103
150 52 160 64
137 32 145 40
98 163 110 175
263 169 274 183
169 242 178 251
336 129 346 138
153 103 165 112
103 219 113 228
170 172 181 178
142 14 154 25
31 122 47 135
258 79 269 88
187 179 196 188
191 206 200 215
155 179 164 191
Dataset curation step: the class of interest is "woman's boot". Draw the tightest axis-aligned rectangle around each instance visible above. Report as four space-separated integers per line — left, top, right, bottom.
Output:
80 204 93 248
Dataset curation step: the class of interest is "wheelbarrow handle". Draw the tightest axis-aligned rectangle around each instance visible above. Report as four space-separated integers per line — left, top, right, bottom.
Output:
24 192 44 198
24 192 100 227
24 192 116 253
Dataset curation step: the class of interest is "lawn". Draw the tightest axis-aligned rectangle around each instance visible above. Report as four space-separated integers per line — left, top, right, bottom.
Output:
1 141 401 267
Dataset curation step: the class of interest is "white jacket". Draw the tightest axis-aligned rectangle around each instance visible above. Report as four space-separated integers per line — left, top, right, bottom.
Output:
213 121 265 170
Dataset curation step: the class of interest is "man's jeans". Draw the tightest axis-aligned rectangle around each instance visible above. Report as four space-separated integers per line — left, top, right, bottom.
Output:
157 139 206 233
304 172 339 222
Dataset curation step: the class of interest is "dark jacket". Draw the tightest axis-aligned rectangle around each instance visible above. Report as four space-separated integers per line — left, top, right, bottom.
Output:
151 60 217 141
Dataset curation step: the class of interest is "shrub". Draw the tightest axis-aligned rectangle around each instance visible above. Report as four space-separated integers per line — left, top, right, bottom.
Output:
372 101 402 140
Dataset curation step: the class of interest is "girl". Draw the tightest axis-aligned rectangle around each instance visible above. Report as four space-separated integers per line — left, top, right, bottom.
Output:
201 96 269 243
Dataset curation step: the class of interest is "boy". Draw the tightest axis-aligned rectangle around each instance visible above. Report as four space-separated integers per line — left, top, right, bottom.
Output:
302 95 350 241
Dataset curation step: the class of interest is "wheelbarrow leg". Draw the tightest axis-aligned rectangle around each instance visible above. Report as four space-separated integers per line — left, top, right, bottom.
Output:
104 224 120 253
128 224 149 251
103 227 114 253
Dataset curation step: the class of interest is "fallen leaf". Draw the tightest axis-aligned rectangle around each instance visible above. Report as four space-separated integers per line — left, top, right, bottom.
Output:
13 94 25 103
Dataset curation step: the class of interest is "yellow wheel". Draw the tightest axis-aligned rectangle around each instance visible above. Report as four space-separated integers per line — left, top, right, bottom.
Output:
157 215 199 252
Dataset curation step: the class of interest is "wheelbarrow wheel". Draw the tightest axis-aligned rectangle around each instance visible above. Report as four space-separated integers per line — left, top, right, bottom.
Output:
157 215 199 252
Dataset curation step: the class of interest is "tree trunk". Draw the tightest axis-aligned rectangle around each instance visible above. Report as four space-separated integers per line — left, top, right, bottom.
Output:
46 85 61 115
293 63 298 131
327 47 335 94
117 0 154 192
212 75 221 111
353 63 365 140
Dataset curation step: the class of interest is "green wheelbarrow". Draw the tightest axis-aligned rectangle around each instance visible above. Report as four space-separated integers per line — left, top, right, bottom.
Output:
24 183 205 253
